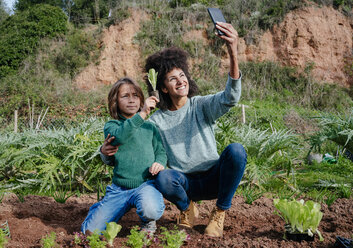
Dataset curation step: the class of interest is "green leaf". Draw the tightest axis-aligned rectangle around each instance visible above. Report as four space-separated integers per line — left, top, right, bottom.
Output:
148 68 158 91
273 198 324 241
102 222 122 246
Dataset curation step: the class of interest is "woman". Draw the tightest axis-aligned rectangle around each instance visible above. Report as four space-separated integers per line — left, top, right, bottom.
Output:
101 22 247 237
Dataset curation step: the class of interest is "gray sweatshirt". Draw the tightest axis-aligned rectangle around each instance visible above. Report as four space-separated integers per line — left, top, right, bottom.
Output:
148 74 241 174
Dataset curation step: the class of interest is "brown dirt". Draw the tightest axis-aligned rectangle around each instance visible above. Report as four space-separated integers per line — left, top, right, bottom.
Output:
74 6 353 91
1 193 352 247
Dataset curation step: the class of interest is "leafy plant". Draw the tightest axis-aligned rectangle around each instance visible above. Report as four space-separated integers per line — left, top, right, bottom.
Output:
308 109 353 154
0 191 5 203
242 186 263 205
126 226 151 248
0 118 111 194
1 221 10 236
102 222 122 246
41 232 57 248
216 121 298 187
86 230 107 248
51 185 74 203
0 228 8 248
147 68 158 91
159 226 189 248
72 232 89 247
273 198 324 241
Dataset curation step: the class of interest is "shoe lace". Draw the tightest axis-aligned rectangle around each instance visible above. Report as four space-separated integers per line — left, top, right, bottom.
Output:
179 208 191 223
210 209 224 227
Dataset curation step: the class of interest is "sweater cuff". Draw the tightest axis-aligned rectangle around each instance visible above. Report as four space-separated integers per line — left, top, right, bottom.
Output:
228 71 242 81
131 113 145 126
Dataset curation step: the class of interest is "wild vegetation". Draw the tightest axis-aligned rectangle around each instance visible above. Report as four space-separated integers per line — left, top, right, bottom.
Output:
0 0 352 246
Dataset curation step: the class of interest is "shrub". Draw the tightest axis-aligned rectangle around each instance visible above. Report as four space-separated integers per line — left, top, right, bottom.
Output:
0 4 67 78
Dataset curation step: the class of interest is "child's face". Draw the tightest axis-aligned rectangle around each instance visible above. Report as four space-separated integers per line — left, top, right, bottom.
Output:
118 84 141 119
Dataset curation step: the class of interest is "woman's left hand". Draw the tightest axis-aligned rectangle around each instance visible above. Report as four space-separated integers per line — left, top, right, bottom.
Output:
149 162 165 176
215 22 238 51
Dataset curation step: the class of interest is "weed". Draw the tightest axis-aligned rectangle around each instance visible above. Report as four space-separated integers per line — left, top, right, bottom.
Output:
0 191 5 203
325 192 338 207
242 186 263 204
51 186 74 204
13 189 26 203
41 232 58 248
338 184 352 199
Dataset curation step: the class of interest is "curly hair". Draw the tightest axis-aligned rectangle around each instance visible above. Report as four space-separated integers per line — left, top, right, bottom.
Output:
144 47 199 110
108 77 145 119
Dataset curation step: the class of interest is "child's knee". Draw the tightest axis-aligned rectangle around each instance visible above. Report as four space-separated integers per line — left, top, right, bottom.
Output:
142 201 165 220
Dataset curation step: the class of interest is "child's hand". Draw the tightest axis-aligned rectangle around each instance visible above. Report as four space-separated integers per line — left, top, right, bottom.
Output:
101 134 120 156
140 96 159 119
149 162 164 176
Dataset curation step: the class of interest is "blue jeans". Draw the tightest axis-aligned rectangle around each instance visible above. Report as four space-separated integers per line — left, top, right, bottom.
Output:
81 180 165 234
155 143 247 211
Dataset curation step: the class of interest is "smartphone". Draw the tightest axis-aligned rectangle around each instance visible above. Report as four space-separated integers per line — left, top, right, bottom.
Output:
207 8 226 36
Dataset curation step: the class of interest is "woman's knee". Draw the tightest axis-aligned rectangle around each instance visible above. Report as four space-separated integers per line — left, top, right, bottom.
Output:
155 169 181 194
225 143 247 169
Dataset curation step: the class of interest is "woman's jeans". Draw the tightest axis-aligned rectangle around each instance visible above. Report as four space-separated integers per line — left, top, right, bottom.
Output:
155 143 247 211
81 180 165 234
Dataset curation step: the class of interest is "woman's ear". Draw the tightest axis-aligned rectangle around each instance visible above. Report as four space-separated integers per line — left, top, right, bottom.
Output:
161 87 168 94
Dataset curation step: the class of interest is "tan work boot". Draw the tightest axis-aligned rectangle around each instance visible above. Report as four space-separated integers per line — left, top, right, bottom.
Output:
177 200 199 228
204 206 225 237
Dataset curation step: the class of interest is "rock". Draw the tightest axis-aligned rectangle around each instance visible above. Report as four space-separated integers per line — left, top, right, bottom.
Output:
307 153 323 164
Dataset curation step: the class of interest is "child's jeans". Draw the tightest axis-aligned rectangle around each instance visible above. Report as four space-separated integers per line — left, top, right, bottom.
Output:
81 180 165 234
155 143 247 211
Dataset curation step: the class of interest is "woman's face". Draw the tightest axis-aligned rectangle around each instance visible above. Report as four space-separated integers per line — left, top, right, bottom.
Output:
162 68 189 99
118 84 141 119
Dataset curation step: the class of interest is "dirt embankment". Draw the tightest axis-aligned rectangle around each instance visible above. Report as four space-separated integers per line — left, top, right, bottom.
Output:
74 6 353 90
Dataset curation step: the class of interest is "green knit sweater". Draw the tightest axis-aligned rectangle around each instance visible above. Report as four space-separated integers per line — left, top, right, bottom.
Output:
104 113 167 189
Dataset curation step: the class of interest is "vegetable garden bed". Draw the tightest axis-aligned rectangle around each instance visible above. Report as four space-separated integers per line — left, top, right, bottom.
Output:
0 193 352 247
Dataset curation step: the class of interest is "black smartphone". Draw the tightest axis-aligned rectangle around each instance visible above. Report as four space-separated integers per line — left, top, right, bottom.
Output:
207 8 226 36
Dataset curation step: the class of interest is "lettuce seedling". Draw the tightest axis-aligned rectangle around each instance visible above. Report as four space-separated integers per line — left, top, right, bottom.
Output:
102 222 122 246
148 68 158 91
273 199 324 241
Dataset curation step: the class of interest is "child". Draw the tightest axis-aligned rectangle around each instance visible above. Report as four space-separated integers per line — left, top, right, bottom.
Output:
81 77 166 235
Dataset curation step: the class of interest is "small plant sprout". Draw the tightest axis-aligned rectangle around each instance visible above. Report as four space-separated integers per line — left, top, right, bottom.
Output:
0 221 10 239
86 230 107 248
126 226 151 248
102 222 122 246
148 68 158 91
0 228 9 248
160 226 190 248
273 198 324 241
41 232 58 248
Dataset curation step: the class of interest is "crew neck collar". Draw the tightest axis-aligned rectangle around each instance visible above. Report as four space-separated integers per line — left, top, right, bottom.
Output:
163 98 190 116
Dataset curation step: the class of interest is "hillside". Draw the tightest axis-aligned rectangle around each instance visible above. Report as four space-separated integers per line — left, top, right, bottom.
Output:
74 5 353 90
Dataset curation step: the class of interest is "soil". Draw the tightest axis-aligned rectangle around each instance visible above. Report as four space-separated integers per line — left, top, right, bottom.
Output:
1 193 352 247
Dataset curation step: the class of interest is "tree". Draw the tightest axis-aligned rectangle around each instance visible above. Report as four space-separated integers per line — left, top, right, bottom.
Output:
0 0 9 23
70 0 109 25
0 4 68 78
14 0 63 11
